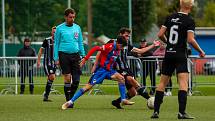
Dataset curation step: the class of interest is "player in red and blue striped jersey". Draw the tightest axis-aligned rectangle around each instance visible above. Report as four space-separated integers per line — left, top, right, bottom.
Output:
61 36 135 110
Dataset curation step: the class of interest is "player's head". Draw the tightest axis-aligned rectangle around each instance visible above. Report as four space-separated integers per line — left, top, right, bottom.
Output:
116 35 127 49
180 0 194 10
51 26 56 40
64 8 76 25
118 27 131 42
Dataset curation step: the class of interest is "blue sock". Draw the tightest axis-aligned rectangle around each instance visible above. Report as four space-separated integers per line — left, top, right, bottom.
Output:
71 88 85 102
118 83 126 101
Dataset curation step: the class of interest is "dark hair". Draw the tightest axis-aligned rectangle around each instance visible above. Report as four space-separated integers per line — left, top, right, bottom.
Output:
24 38 30 42
118 27 131 35
64 8 76 16
116 35 127 46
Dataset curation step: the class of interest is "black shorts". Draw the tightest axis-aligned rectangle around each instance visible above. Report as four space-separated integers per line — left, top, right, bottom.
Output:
59 52 81 74
161 58 190 76
117 70 134 90
44 64 56 76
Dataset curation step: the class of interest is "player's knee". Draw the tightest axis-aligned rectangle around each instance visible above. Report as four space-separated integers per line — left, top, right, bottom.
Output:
156 83 166 91
63 74 71 83
48 74 55 81
128 88 137 97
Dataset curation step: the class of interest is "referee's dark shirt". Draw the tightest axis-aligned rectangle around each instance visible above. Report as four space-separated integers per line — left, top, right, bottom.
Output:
42 37 54 66
163 12 195 60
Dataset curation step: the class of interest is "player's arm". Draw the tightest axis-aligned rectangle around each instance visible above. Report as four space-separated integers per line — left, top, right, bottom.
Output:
80 46 102 68
157 26 167 43
131 41 160 54
91 51 101 73
187 32 205 57
37 47 43 68
54 27 60 64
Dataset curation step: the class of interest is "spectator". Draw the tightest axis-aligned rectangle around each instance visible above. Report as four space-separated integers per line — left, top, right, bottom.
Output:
17 38 36 94
137 39 158 95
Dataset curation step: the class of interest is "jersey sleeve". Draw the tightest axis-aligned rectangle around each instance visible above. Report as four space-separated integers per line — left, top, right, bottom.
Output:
84 46 102 60
162 15 170 28
187 18 195 33
41 39 47 48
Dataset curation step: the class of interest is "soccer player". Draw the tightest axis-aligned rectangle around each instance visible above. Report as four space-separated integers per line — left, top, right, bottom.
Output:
61 36 135 110
37 26 56 101
149 0 205 119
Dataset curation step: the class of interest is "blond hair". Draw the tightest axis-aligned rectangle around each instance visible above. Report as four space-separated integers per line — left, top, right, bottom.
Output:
180 0 194 8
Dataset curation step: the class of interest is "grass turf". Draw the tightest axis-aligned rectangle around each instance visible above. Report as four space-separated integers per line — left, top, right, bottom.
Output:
1 75 215 95
0 95 215 121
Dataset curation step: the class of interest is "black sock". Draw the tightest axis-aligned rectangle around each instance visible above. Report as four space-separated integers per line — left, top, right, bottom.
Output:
115 97 121 103
154 91 164 114
178 90 187 114
137 86 150 100
69 83 79 99
44 80 53 98
64 83 71 101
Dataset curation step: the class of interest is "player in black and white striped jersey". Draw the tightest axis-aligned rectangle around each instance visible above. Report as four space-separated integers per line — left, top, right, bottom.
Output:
37 26 56 101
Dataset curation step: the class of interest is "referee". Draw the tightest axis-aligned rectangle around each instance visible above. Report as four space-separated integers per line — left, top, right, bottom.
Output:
54 8 85 105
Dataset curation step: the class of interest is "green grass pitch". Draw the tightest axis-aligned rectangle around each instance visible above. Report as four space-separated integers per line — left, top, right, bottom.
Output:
0 95 215 121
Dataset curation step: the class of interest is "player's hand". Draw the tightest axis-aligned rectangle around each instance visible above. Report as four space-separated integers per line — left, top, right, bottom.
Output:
153 40 160 47
131 48 141 53
80 58 86 68
199 51 205 58
37 61 40 68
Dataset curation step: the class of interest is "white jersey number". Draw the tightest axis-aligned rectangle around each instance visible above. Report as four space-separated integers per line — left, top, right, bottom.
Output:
169 25 178 44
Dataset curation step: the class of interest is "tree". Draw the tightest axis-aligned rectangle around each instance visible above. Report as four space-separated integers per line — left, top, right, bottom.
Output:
92 0 128 38
132 0 156 41
2 0 67 42
196 1 215 27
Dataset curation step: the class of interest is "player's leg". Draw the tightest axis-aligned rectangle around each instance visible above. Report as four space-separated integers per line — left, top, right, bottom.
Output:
62 68 108 109
151 60 173 118
63 74 72 101
62 83 93 110
176 60 194 119
43 74 55 101
111 75 136 109
69 56 81 100
111 73 135 105
59 52 73 101
126 76 150 100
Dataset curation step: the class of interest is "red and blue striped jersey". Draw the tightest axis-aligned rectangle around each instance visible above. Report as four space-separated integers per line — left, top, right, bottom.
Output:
85 41 120 70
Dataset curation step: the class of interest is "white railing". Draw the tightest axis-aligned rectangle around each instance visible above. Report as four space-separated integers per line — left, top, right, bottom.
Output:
1 55 215 95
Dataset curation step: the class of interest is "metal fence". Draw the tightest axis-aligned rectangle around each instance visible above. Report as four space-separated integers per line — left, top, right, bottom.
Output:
0 56 215 95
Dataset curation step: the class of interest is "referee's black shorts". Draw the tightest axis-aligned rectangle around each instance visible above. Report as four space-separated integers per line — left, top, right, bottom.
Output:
59 51 81 75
